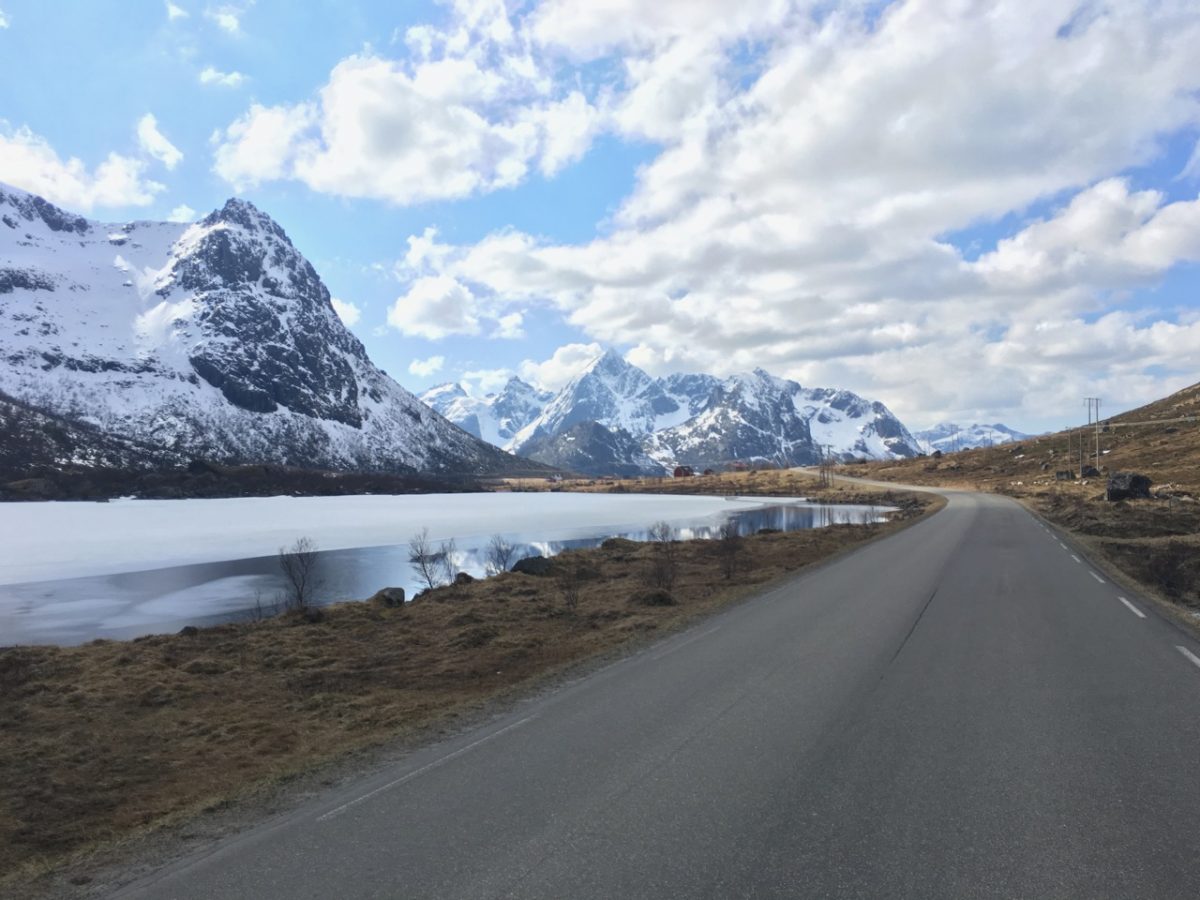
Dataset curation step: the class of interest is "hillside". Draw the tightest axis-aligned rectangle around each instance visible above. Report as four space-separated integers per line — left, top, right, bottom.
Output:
0 184 541 480
844 382 1200 613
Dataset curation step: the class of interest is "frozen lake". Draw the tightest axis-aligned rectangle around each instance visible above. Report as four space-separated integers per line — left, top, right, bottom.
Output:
0 492 887 645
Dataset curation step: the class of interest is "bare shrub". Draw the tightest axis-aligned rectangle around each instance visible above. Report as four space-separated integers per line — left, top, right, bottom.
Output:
278 537 320 611
645 520 679 590
409 528 446 591
557 556 584 612
485 534 516 575
717 521 743 580
439 538 460 586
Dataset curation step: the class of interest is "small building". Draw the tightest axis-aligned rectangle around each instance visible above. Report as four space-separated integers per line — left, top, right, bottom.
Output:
673 465 695 478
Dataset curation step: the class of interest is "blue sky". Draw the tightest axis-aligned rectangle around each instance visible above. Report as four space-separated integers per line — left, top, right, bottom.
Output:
2 0 1199 432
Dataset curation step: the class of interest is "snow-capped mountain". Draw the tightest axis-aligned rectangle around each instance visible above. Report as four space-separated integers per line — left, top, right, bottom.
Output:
424 350 921 474
420 376 552 447
914 422 1032 453
521 421 663 478
0 184 531 475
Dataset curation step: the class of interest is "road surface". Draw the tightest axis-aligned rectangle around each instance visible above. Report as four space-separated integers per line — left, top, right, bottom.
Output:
120 490 1200 898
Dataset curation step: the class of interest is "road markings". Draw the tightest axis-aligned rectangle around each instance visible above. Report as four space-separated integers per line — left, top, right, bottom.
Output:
1176 646 1200 670
652 625 722 661
316 714 538 822
1118 597 1146 619
1089 571 1105 583
1059 542 1068 550
1071 554 1082 563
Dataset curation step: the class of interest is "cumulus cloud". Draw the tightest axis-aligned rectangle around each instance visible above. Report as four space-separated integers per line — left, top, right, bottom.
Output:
518 342 604 392
330 297 362 327
199 66 245 88
211 1 602 203
408 355 446 377
165 2 187 20
384 0 1200 427
205 3 249 34
0 9 9 28
0 123 164 211
167 203 196 222
386 275 481 339
136 114 183 170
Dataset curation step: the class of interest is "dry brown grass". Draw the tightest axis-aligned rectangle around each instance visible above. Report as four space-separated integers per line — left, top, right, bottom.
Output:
0 491 934 889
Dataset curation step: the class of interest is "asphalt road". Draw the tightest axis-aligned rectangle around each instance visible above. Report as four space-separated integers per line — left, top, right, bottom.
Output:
119 490 1200 899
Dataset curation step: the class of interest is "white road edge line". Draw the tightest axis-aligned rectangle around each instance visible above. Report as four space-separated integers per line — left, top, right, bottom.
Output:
1089 571 1105 583
1176 646 1200 670
652 625 722 661
316 715 538 822
1059 542 1068 550
1071 554 1082 563
1118 597 1146 619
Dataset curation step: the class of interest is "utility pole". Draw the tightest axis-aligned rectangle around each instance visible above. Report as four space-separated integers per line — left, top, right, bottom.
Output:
1093 398 1102 473
1083 397 1101 474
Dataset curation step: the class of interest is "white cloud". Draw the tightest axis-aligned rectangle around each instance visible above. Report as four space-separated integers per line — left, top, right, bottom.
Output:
408 354 446 377
492 312 524 339
0 123 164 211
0 9 10 28
460 367 515 395
167 203 196 222
136 114 183 171
518 342 604 392
330 297 362 327
165 2 188 21
199 66 246 88
205 3 248 34
211 0 602 204
387 275 481 339
212 102 316 189
390 0 1200 428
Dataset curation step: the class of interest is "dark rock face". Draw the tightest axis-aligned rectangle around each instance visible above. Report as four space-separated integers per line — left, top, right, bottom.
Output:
0 188 90 234
512 555 554 576
0 268 55 294
523 420 663 477
173 200 364 426
1107 472 1152 502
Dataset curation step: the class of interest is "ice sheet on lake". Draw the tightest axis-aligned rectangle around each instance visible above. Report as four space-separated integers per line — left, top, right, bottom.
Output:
0 492 801 585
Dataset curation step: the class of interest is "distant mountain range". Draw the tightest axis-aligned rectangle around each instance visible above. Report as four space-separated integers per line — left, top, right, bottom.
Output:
423 350 924 476
914 422 1032 453
0 184 536 478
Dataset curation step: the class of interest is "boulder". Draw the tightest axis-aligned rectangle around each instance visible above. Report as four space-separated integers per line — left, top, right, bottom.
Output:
453 571 476 586
512 555 554 576
369 586 406 608
1106 472 1152 502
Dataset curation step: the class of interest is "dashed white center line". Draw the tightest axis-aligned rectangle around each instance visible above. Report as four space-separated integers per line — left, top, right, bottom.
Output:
1059 542 1068 550
1071 554 1082 563
1089 571 1105 583
1176 646 1200 670
1118 597 1146 619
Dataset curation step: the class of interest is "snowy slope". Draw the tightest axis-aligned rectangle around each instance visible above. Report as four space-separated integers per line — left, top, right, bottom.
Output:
420 376 551 448
0 184 529 475
914 422 1032 453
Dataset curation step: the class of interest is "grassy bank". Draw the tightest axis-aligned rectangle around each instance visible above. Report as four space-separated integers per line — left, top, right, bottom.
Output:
1 487 935 891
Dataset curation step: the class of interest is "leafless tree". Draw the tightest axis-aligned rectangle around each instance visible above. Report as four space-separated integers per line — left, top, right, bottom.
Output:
278 537 320 611
645 520 679 590
717 522 743 580
409 527 446 591
439 537 460 585
485 534 516 575
558 556 583 612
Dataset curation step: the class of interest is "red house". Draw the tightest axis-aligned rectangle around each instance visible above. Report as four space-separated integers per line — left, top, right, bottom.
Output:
673 465 695 478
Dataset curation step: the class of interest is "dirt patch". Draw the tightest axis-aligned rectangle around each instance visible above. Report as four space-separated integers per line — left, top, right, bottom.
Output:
1 490 935 894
